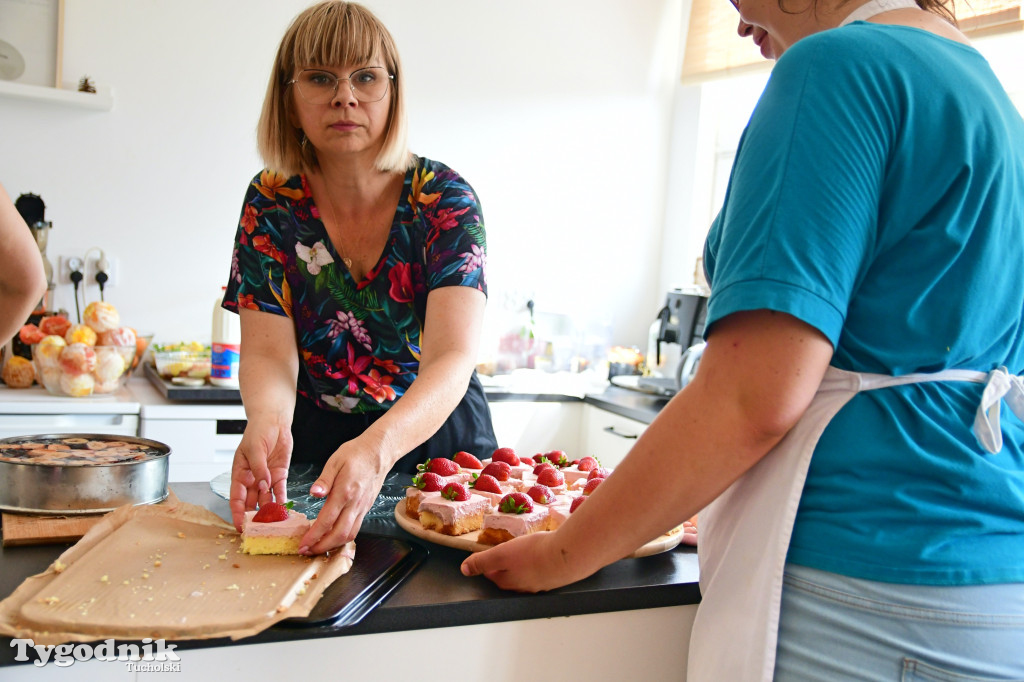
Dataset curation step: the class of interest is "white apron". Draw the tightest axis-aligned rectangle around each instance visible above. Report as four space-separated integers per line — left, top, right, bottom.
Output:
687 365 1024 682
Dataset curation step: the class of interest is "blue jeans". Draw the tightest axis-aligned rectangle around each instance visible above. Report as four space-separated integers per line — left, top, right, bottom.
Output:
774 564 1024 681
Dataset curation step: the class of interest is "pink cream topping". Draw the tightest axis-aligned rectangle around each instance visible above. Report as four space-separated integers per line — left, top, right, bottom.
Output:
242 509 311 538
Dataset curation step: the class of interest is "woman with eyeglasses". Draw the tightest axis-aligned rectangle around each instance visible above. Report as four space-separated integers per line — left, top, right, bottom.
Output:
223 1 496 555
463 0 1024 678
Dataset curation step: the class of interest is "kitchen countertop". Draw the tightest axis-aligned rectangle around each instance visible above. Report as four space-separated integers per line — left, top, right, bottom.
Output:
0 482 700 667
2 372 671 424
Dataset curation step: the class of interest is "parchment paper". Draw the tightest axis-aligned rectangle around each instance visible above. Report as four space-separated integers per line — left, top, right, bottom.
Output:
0 500 354 645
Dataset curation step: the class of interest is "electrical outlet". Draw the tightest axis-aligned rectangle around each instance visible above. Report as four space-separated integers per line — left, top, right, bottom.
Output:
58 256 85 284
88 254 118 288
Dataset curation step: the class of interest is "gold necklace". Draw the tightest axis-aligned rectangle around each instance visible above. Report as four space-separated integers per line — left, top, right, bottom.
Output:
321 197 353 271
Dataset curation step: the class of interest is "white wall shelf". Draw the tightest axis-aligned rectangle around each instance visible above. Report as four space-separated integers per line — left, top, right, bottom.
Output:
0 80 112 111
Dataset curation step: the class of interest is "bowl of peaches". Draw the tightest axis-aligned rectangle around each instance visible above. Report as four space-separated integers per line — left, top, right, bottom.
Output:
13 303 152 397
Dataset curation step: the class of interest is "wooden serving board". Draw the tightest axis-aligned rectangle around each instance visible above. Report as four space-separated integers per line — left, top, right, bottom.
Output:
393 500 683 558
1 489 180 547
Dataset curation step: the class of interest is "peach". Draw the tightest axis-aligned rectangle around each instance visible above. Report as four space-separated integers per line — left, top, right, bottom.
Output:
83 301 120 333
59 372 95 397
65 324 98 346
58 343 97 376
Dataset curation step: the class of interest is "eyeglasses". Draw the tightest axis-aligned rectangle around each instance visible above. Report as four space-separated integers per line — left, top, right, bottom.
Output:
288 67 393 104
728 0 739 10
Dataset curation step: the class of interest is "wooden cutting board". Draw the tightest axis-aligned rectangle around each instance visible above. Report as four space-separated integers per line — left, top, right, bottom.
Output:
1 489 180 547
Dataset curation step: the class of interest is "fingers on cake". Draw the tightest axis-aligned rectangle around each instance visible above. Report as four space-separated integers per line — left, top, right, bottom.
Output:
405 447 609 544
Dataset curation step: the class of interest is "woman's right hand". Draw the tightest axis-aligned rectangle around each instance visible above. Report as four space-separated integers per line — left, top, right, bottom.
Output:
229 420 293 532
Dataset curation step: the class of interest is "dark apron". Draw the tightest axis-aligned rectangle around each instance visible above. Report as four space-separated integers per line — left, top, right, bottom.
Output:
289 371 497 474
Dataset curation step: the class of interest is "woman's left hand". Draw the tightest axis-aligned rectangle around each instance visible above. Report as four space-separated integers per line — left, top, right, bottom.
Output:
297 440 388 554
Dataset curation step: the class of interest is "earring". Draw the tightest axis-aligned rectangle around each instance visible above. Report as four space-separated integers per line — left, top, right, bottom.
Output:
300 132 308 150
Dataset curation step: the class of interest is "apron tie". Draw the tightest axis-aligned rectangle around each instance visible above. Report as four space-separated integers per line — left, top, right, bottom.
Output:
974 367 1024 454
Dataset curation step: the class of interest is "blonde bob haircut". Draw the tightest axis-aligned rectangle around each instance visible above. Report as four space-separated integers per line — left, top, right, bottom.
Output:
257 1 412 176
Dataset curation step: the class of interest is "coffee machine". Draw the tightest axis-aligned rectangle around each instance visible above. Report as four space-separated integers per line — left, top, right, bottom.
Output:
638 288 708 396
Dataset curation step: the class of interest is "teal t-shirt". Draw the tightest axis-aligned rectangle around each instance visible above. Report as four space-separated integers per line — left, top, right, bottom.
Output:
703 24 1024 584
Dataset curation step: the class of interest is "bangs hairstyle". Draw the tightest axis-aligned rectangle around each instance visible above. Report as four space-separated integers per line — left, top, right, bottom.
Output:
257 1 412 176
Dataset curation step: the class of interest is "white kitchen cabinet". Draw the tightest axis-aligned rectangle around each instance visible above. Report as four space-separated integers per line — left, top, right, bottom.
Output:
139 415 242 483
487 400 583 457
0 384 140 439
131 378 244 483
580 404 649 468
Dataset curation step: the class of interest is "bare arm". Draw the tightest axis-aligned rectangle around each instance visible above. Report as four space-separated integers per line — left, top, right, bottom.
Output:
229 307 299 531
0 182 46 346
301 285 486 553
461 309 834 591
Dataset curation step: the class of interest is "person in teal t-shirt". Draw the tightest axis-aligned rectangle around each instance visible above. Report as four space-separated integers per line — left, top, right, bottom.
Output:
463 0 1024 678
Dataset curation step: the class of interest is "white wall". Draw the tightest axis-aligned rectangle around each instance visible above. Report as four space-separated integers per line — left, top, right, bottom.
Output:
1 0 686 353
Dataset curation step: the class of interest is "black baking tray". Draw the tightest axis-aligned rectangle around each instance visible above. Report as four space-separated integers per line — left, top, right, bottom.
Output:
143 362 242 402
279 533 428 629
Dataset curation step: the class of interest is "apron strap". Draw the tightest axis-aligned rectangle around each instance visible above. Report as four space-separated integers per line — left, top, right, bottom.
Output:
974 367 1024 454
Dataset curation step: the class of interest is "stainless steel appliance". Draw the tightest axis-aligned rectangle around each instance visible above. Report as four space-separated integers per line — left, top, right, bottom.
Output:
638 288 708 396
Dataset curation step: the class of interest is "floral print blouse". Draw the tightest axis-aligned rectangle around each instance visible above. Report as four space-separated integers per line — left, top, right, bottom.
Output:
223 156 487 414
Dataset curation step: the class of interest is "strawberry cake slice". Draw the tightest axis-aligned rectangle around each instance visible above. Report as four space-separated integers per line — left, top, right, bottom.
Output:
417 457 472 485
561 456 602 486
452 450 485 477
481 447 533 480
405 471 445 520
478 492 551 545
241 502 312 555
418 482 491 536
469 472 516 508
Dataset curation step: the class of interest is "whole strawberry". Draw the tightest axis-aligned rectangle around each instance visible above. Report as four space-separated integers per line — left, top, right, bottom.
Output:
491 447 521 466
452 451 483 469
419 457 460 477
441 482 470 502
480 461 511 481
587 467 612 481
412 472 445 492
533 461 555 476
570 496 586 513
252 501 292 523
536 467 565 488
526 484 556 505
472 473 503 494
499 492 534 514
583 477 604 496
577 456 600 472
544 450 568 467
532 453 548 465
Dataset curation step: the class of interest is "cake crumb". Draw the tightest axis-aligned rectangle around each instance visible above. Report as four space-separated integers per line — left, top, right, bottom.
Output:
218 554 227 560
40 596 60 605
226 584 239 591
202 563 210 570
52 560 67 573
232 563 240 568
100 575 109 584
177 532 186 539
142 572 150 579
153 560 162 567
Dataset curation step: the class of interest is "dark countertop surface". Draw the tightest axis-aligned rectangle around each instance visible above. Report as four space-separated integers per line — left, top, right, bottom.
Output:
1 482 699 666
584 385 671 424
